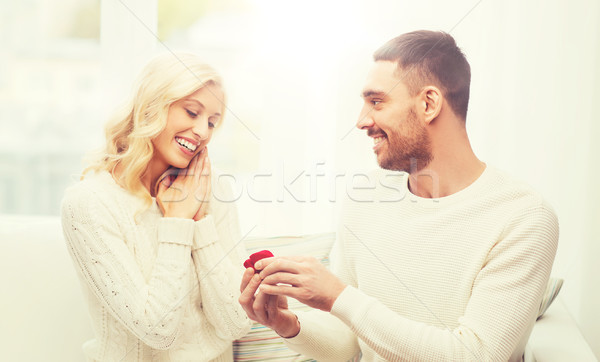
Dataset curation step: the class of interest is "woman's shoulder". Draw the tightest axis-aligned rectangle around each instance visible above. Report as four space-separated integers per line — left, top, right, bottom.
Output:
61 170 131 214
63 170 114 198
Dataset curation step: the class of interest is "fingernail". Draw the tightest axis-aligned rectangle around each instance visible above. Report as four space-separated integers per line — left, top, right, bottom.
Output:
255 261 262 269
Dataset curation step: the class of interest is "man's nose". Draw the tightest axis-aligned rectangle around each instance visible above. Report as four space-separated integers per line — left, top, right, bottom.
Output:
356 106 375 130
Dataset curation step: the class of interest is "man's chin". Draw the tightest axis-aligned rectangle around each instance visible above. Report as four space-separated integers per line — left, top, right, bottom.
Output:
377 155 410 172
377 156 397 171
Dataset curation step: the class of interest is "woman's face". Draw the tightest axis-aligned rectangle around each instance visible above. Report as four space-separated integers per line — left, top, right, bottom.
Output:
151 83 224 171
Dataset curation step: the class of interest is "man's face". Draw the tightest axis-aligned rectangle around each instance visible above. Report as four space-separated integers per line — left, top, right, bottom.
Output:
357 61 432 172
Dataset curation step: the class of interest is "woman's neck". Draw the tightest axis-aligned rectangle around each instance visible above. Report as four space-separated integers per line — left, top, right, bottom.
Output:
113 162 168 197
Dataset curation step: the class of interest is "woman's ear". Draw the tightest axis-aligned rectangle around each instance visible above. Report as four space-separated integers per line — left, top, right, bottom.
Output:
419 86 443 124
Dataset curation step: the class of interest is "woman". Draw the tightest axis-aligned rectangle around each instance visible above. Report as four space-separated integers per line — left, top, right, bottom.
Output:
61 53 251 361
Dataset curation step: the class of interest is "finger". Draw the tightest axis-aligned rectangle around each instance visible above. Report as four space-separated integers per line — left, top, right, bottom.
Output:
239 274 262 319
193 150 202 178
202 152 211 177
156 175 169 196
266 294 280 320
156 167 176 192
252 256 276 271
253 291 270 322
257 257 302 278
240 267 255 293
188 151 200 176
170 167 186 186
259 283 297 299
254 255 312 271
192 147 207 174
197 155 212 205
274 255 312 263
198 154 210 186
262 272 300 287
180 163 188 177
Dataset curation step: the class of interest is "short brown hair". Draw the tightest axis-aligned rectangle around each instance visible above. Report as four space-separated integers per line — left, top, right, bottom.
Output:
374 30 471 120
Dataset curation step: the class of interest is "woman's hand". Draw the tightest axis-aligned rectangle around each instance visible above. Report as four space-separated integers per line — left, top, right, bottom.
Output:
193 150 211 221
156 148 211 219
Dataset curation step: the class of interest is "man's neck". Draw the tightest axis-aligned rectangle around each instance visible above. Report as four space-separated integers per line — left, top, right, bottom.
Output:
407 142 485 199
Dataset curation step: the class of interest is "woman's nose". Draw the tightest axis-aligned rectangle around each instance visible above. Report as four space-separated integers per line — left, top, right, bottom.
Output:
192 119 209 140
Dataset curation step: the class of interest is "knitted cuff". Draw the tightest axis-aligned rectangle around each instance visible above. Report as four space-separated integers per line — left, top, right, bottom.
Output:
193 214 219 250
158 217 195 246
330 285 370 325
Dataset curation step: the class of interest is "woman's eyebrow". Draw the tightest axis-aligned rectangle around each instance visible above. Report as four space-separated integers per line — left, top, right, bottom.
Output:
185 99 221 117
184 99 205 109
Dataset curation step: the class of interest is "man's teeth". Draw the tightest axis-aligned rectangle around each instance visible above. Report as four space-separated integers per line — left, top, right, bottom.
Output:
176 137 197 152
374 136 385 145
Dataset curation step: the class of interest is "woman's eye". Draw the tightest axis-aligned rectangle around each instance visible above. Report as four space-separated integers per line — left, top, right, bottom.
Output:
186 109 197 118
208 117 219 128
371 100 381 106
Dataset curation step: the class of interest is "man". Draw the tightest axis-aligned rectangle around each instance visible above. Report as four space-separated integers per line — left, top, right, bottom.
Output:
239 30 558 361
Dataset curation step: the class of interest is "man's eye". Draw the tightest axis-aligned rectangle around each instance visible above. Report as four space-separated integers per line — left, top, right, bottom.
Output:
186 109 197 118
371 100 381 106
208 122 215 128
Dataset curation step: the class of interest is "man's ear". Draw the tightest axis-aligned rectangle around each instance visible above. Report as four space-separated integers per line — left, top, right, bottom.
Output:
419 86 443 124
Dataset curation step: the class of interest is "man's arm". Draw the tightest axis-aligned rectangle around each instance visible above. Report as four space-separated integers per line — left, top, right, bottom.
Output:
257 204 559 361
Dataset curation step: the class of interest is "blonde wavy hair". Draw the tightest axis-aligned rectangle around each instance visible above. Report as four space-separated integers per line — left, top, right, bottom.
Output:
83 53 224 211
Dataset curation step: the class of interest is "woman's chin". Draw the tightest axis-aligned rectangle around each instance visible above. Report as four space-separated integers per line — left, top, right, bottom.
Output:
170 158 191 169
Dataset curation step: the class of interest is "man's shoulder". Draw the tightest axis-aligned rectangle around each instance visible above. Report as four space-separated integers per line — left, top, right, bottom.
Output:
485 166 556 219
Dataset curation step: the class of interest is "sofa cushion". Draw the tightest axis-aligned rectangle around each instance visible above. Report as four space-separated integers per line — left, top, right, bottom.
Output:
0 215 93 362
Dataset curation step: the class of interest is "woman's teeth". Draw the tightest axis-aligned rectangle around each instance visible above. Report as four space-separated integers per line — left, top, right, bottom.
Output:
175 137 197 152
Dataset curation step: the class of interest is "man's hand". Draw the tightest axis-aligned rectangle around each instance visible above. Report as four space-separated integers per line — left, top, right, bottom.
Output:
238 267 300 338
255 256 347 312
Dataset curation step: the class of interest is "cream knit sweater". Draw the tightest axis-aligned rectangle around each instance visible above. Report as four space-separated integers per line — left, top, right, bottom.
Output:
61 170 251 362
285 166 559 361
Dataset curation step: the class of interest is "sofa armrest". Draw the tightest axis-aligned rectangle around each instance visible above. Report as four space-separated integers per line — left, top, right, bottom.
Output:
526 296 597 361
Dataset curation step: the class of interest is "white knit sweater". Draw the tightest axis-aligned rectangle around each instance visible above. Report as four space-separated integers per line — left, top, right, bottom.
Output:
285 166 559 361
61 170 251 362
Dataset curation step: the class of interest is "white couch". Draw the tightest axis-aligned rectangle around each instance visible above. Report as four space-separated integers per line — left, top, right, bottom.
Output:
1 215 597 362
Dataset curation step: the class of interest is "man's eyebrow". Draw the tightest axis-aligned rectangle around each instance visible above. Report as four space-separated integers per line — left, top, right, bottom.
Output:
361 90 386 99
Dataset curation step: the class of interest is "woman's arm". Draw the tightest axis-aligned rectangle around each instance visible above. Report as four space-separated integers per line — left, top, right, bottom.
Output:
190 176 252 340
61 185 195 350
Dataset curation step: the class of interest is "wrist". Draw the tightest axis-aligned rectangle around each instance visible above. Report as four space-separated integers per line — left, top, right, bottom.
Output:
164 212 192 219
193 212 207 221
275 312 300 339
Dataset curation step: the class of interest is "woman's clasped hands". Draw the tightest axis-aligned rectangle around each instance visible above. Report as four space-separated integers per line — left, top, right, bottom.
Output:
156 147 211 221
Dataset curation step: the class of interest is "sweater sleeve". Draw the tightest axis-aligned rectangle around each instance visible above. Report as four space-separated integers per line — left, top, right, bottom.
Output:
61 186 195 350
283 220 360 360
329 204 558 361
190 177 252 341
